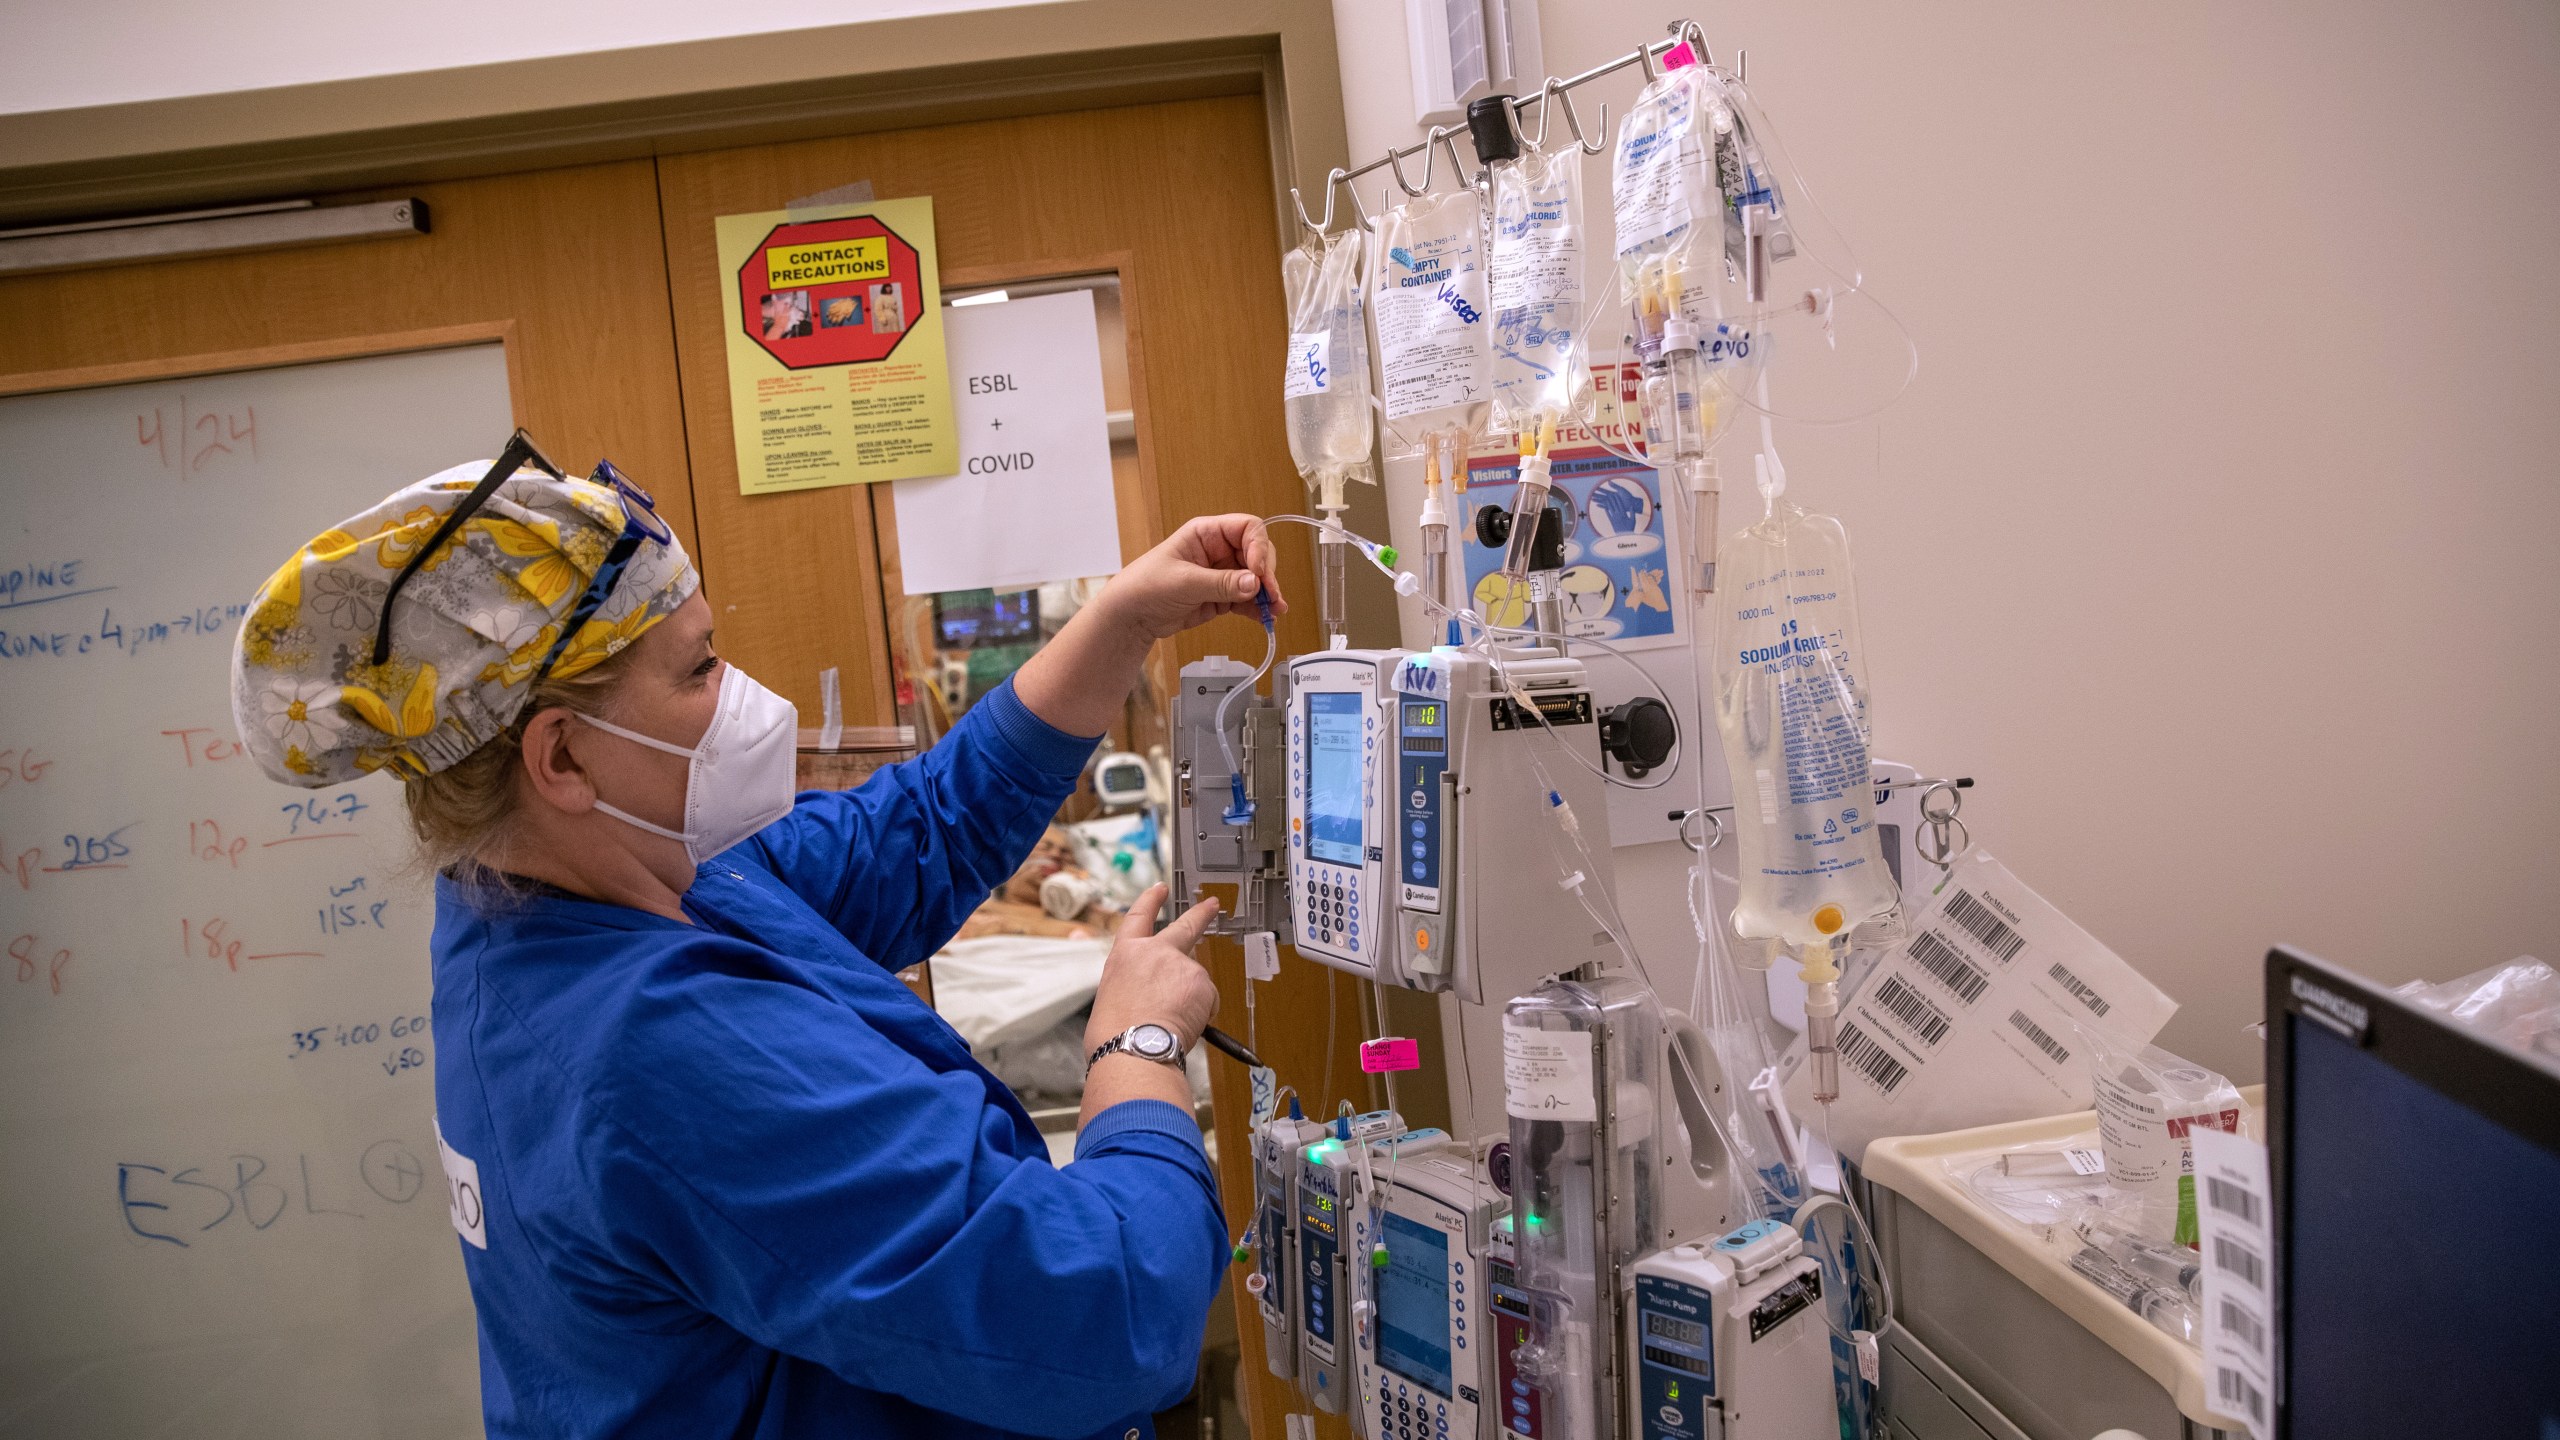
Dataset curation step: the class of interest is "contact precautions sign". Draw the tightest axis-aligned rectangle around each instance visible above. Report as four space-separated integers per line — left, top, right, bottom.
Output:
714 196 956 494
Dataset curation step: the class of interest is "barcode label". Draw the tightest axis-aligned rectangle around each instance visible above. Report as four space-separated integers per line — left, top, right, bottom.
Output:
2006 1009 2071 1066
2219 1299 2267 1352
1755 768 1780 825
2046 960 2112 1017
1836 1021 1910 1096
2206 1176 2263 1227
2215 1367 2267 1424
1908 931 1989 1005
2212 1234 2266 1291
1871 973 1953 1047
1944 889 2027 963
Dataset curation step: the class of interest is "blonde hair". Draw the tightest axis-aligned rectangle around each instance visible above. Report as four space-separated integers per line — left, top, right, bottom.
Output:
402 645 640 880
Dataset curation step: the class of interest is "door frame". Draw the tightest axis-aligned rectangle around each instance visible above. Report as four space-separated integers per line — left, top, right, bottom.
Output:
0 321 523 407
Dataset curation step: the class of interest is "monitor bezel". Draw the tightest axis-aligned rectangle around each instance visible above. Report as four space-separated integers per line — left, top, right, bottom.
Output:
2264 944 2560 1439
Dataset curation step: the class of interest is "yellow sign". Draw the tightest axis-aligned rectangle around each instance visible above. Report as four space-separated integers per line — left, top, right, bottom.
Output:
714 196 955 494
766 237 889 288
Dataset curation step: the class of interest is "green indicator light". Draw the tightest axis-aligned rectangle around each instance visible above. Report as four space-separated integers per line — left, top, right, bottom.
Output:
1668 1382 1681 1401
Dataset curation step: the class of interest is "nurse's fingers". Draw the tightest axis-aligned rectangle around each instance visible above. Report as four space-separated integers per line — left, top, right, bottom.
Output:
1117 885 1172 945
1154 895 1223 955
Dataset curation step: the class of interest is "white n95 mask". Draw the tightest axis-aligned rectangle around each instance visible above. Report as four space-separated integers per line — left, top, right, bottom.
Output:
580 665 800 865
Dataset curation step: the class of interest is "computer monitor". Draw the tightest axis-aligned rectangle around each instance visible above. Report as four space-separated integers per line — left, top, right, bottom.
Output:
2267 946 2560 1439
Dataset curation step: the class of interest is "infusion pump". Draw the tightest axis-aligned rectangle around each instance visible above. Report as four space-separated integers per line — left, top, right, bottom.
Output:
1273 646 1621 1004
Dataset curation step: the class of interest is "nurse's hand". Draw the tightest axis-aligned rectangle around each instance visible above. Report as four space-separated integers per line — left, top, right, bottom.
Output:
1016 515 1282 739
1079 886 1221 1127
1087 885 1221 1052
1100 513 1286 640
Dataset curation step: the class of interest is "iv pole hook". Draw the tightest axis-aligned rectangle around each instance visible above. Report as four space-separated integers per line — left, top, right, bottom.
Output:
1556 86 1609 156
1383 138 1435 198
1289 168 1350 236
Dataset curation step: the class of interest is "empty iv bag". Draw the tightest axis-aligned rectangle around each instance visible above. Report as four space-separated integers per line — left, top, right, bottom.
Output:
1368 189 1493 457
1488 143 1591 438
1282 226 1377 490
1708 492 1897 961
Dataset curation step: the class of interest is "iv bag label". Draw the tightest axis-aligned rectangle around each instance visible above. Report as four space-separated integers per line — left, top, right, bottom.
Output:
1285 330 1333 399
1372 221 1489 422
1489 166 1581 312
1613 76 1716 259
1503 1025 1597 1121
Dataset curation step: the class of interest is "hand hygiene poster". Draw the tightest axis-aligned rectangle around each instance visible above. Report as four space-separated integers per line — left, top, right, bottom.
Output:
1461 364 1681 650
715 195 956 494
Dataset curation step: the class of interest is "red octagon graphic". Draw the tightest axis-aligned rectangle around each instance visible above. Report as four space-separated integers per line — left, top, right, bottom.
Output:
735 215 924 370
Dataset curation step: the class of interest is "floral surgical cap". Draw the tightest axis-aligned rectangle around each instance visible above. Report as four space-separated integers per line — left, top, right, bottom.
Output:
230 460 698 786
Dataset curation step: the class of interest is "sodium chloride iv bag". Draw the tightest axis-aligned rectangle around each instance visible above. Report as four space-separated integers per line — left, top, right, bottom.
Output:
1368 189 1492 458
1488 142 1589 439
1282 226 1376 490
1709 495 1897 959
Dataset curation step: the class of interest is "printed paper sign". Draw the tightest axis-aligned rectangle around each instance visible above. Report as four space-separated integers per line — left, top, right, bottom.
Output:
1504 1025 1597 1121
889 288 1123 595
2192 1127 2275 1439
1779 850 2178 1162
714 195 955 494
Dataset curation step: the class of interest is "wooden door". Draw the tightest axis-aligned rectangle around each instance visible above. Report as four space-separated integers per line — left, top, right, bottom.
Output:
654 95 1384 1439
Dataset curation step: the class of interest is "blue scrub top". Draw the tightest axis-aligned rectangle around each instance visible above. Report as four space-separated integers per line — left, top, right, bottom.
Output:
429 678 1228 1439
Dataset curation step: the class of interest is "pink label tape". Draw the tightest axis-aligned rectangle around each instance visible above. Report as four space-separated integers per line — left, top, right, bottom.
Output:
1662 41 1698 70
1360 1037 1421 1073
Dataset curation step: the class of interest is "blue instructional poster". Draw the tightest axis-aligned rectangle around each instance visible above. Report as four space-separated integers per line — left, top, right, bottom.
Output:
1460 444 1680 649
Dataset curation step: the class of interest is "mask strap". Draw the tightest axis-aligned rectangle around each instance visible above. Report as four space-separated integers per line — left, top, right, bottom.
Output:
591 799 692 844
578 711 699 760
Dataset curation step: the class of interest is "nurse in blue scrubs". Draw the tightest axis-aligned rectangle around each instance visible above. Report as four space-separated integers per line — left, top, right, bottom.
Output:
231 439 1282 1439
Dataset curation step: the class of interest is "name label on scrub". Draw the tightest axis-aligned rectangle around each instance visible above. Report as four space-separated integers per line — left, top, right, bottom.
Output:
436 1118 488 1250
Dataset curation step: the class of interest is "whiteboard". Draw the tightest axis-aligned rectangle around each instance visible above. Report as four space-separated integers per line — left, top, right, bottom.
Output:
0 344 511 1438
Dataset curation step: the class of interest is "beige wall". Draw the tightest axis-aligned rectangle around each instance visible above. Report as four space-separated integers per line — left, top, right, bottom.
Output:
1339 0 2560 1084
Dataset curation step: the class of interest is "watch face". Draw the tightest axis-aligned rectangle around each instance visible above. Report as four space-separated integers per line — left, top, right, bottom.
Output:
1129 1024 1179 1060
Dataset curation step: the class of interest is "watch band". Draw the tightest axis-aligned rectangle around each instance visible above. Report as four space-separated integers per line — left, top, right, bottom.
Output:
1087 1025 1186 1072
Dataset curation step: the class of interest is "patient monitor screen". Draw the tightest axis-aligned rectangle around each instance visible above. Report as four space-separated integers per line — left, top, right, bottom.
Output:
1305 691 1365 867
1377 1213 1453 1396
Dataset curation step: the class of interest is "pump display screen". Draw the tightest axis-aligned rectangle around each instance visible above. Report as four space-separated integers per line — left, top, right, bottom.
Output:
1304 692 1365 867
1375 1213 1453 1396
1645 1313 1705 1347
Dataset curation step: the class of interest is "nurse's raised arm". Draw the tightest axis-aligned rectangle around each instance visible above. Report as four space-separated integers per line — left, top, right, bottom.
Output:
1011 512 1284 739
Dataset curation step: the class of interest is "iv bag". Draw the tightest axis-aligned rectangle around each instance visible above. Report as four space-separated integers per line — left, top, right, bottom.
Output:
1609 59 1760 413
1368 189 1493 458
1488 144 1591 438
1709 494 1898 959
1281 227 1376 489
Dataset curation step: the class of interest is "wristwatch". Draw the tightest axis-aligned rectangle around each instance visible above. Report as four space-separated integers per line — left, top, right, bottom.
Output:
1087 1023 1186 1073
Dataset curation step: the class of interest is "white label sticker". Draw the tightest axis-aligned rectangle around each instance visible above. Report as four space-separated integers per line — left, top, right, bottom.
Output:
1249 1065 1280 1127
435 1117 488 1251
1503 1025 1597 1121
1779 851 2179 1163
2192 1127 2275 1440
2063 1146 2106 1176
1284 330 1332 399
1852 1329 1880 1385
1244 929 1281 982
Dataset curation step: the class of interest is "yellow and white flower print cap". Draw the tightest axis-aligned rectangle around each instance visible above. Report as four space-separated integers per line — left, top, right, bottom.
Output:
229 459 698 787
